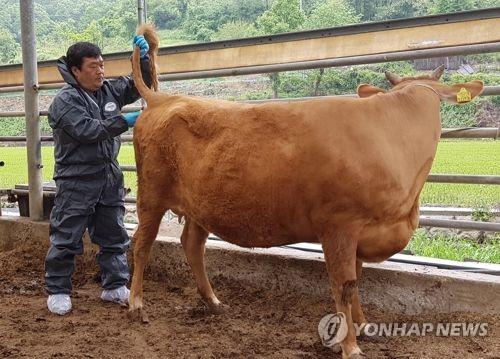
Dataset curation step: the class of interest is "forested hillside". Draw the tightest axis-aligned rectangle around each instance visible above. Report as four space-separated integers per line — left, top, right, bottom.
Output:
0 0 498 129
0 0 499 64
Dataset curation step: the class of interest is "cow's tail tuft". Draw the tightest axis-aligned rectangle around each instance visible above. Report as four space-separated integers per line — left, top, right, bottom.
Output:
133 23 160 103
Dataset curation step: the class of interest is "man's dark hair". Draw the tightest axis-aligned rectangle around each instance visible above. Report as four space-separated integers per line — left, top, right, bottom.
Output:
65 42 102 72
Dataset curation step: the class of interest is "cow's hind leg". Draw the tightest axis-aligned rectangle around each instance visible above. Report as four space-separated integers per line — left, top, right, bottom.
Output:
129 208 165 323
351 259 372 336
350 259 378 339
181 218 226 314
321 232 364 359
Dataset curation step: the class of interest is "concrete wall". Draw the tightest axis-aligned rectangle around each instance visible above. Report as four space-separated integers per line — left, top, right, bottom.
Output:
1 217 499 315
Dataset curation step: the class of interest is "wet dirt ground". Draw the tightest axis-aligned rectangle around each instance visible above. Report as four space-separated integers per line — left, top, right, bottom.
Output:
0 225 499 359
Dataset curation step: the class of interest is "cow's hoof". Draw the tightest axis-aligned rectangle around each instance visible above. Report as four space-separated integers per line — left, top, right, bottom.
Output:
127 308 150 324
198 296 229 315
343 347 365 359
331 344 342 353
206 302 229 315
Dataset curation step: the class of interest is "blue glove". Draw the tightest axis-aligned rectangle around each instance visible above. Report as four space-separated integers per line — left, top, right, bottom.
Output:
122 111 141 127
133 35 149 59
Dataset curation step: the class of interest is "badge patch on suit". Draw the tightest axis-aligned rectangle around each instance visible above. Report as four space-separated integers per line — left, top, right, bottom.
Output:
104 102 117 112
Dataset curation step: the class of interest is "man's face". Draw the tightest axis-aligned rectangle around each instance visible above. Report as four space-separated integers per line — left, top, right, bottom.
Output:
72 56 104 92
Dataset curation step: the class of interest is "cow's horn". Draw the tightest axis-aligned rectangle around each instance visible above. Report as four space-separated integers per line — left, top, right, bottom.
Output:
385 71 402 85
431 64 445 80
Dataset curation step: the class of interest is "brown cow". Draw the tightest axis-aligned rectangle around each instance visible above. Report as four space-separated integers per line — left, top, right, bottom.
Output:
128 25 483 359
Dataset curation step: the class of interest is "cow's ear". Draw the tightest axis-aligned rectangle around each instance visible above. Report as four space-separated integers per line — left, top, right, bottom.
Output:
357 84 386 98
437 80 484 104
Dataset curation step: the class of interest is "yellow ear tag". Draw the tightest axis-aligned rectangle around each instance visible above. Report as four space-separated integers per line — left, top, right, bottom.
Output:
456 87 472 103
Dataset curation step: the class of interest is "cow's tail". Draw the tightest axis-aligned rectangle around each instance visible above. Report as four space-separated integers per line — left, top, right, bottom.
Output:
133 23 160 103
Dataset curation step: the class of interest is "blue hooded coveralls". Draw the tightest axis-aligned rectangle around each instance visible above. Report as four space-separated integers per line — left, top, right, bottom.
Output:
44 56 152 295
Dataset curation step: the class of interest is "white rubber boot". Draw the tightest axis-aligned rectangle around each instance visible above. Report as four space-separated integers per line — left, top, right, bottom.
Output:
101 285 129 305
47 294 72 315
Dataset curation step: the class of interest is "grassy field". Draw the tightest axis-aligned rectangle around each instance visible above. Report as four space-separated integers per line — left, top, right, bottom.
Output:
1 139 498 207
407 229 500 263
1 140 499 263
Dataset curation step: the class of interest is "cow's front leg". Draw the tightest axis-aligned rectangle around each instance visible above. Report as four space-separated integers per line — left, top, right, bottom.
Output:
181 218 226 314
321 232 364 359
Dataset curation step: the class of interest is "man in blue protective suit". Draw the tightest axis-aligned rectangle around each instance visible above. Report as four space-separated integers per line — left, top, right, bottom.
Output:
45 35 151 315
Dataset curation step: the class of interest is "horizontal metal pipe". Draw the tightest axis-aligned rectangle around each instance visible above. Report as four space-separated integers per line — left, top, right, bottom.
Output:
124 202 500 217
10 189 54 198
125 196 136 204
0 82 64 94
122 127 500 141
125 197 500 233
121 165 136 171
0 111 29 117
11 188 135 200
153 8 500 56
0 80 498 97
3 190 492 218
0 79 496 99
440 127 499 138
420 206 500 217
1 85 498 118
419 217 500 232
157 43 500 81
481 86 500 96
1 127 498 143
1 7 498 74
0 50 499 94
240 90 498 103
6 190 499 231
0 136 54 141
0 86 24 94
427 174 500 185
0 108 130 117
122 165 500 185
0 110 46 118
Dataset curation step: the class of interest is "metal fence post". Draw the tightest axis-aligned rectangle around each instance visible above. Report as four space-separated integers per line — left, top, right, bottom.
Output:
138 0 147 109
20 0 43 221
137 0 147 25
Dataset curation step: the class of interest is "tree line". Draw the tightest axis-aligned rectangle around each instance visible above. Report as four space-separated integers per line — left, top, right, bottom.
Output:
0 0 498 65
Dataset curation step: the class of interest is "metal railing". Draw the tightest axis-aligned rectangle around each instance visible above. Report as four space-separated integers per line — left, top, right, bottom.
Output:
119 165 500 186
1 7 499 87
19 0 43 220
0 4 498 231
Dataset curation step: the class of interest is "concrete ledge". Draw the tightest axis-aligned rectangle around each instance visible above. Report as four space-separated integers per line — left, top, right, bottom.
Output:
1 217 499 315
0 216 48 252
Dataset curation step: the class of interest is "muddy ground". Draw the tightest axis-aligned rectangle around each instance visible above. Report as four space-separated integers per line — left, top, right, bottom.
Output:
0 224 499 359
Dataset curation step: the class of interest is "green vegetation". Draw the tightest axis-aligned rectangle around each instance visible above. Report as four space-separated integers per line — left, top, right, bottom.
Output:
0 0 498 63
0 117 52 136
471 207 495 222
0 1 498 262
271 67 500 127
408 229 500 263
303 0 361 29
420 140 500 207
1 140 498 264
256 0 305 35
0 140 498 209
0 0 498 127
